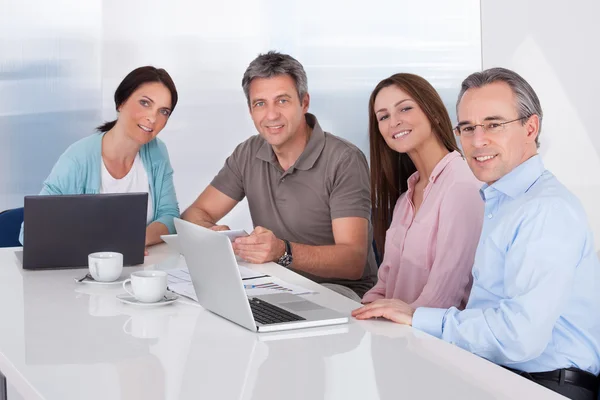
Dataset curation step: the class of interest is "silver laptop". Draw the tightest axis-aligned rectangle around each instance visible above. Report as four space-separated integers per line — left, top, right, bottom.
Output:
174 218 348 332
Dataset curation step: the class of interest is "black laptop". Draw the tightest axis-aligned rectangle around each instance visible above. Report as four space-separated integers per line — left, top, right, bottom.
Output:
23 193 148 269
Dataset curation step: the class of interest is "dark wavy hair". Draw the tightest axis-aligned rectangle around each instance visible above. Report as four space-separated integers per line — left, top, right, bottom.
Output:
96 66 178 132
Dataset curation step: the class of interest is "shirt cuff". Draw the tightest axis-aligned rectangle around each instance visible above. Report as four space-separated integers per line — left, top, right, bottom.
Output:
412 307 447 339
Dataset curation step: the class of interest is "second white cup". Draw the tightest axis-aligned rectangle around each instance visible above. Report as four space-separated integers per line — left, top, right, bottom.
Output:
122 271 167 303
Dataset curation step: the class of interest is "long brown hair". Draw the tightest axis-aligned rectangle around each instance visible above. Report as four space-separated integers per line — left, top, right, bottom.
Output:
369 73 460 259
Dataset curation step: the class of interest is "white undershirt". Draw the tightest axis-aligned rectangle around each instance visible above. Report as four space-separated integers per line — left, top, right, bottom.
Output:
100 153 153 224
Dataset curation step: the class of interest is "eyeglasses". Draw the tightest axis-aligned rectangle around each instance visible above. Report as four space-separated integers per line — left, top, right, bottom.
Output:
454 116 528 136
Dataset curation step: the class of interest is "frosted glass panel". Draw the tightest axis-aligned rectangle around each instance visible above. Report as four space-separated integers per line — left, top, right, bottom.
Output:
0 0 102 210
1 0 481 230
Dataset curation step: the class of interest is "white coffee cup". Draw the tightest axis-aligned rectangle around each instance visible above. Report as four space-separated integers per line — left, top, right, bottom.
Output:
88 252 123 282
122 271 167 303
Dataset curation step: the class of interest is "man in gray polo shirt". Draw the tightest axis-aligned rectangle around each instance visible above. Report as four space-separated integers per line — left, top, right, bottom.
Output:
182 51 377 300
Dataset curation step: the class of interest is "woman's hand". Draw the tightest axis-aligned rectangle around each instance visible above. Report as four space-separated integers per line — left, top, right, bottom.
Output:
351 299 415 325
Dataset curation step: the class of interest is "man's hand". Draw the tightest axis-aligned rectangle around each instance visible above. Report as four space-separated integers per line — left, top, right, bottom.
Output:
232 226 285 264
210 225 231 232
351 299 415 326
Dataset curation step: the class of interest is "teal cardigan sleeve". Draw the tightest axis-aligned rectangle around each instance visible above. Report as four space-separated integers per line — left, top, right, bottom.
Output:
148 140 180 234
153 157 179 234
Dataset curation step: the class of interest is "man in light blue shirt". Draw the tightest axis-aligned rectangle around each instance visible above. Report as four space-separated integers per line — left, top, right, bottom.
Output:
353 67 600 400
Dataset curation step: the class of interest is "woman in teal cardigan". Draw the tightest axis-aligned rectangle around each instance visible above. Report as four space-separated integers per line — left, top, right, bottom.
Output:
20 66 180 249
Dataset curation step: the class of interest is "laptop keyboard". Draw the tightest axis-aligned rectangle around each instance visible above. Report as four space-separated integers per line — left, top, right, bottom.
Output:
248 297 306 325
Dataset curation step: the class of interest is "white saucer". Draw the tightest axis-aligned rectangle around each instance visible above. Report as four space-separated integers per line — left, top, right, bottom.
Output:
116 292 179 307
74 276 127 285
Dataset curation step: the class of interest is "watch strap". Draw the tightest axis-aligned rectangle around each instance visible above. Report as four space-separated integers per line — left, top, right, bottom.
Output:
278 239 293 267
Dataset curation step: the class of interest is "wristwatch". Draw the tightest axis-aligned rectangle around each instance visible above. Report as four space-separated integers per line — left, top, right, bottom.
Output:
277 239 293 267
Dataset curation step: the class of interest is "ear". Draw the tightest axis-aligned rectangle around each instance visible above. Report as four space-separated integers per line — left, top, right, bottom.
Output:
301 93 310 113
525 114 540 144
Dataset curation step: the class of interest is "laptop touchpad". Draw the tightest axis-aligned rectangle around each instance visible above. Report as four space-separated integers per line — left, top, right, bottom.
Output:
280 300 325 312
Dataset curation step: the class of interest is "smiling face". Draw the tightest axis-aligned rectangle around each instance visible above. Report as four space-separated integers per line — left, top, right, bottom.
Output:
373 84 437 154
457 81 539 185
116 82 173 145
248 74 309 151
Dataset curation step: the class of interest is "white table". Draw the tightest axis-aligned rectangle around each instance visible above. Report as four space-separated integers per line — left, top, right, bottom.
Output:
0 245 564 400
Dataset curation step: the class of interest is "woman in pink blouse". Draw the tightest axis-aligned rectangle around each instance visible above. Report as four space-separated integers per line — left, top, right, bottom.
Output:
361 73 483 309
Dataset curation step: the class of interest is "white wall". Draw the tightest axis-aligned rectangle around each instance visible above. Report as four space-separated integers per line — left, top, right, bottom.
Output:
481 0 600 249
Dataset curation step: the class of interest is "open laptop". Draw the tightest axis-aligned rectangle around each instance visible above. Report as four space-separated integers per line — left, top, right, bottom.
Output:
23 193 147 269
174 218 349 332
161 230 248 254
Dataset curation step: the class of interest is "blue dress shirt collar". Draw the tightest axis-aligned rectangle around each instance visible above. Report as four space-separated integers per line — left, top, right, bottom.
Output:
480 154 545 201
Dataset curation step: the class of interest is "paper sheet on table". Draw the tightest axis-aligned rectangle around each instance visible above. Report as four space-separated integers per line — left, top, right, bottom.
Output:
166 265 265 284
168 281 199 302
238 265 268 280
166 266 192 283
243 276 316 296
165 266 316 302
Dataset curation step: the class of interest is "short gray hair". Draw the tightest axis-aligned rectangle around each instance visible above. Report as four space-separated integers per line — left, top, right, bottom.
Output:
457 67 543 148
242 51 308 106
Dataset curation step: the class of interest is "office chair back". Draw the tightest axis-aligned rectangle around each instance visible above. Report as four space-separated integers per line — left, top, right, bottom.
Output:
0 207 24 247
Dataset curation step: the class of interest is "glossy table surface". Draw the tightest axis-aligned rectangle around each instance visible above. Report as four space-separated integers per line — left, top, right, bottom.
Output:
0 245 564 400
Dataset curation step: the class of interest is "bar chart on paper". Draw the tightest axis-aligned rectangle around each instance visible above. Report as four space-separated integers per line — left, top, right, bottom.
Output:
244 280 291 291
166 265 316 302
242 276 316 296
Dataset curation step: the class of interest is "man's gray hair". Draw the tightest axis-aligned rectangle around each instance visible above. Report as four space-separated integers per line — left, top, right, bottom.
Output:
242 51 308 105
457 67 543 148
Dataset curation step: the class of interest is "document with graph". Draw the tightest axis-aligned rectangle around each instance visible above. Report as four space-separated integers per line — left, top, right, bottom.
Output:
242 276 316 296
166 266 316 302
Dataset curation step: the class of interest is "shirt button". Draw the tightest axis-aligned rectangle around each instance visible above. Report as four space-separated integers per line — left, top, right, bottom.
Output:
487 213 493 219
